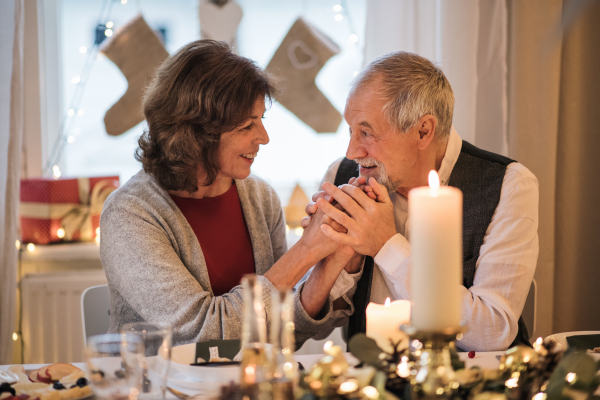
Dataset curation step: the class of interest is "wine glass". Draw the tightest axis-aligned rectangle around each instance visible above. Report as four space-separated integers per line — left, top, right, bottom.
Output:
120 322 172 400
85 333 144 400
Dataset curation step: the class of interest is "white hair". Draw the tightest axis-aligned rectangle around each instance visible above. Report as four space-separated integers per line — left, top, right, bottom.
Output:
350 52 454 139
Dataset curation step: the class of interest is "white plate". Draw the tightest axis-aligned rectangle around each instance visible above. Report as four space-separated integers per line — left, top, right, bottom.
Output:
21 371 93 400
168 343 239 391
546 331 600 352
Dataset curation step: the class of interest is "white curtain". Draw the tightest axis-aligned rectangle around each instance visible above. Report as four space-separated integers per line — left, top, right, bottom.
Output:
363 0 508 155
506 0 563 340
552 0 600 332
0 0 24 364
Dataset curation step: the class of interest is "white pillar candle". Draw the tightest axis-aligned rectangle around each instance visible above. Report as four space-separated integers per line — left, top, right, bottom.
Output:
408 170 462 331
366 297 411 353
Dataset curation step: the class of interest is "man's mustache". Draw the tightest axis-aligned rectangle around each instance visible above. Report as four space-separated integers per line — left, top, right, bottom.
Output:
355 157 384 168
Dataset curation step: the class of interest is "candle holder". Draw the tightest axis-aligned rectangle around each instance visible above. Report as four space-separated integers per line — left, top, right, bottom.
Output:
400 324 467 400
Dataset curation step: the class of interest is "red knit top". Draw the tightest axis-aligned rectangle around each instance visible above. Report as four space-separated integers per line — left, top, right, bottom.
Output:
169 184 255 296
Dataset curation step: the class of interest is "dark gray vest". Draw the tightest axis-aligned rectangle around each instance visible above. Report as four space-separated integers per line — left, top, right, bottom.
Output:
335 140 530 349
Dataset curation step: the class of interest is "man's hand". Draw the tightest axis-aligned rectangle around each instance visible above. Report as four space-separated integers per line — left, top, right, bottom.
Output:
301 177 370 269
301 176 376 228
316 177 396 257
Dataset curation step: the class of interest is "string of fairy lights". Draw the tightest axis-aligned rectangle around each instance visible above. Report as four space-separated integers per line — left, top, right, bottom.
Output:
43 0 128 179
44 0 360 181
27 0 364 248
336 0 360 46
12 0 130 364
14 0 362 362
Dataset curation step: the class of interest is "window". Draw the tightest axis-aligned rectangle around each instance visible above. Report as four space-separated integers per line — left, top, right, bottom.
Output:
59 0 366 202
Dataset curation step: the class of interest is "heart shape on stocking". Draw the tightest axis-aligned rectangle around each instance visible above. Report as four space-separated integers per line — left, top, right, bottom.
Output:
287 40 319 70
199 1 243 43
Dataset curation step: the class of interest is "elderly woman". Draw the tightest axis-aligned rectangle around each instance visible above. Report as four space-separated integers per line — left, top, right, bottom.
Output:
100 40 356 347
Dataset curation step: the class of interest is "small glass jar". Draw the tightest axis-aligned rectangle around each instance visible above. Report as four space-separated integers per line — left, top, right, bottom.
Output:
270 290 297 400
241 274 271 400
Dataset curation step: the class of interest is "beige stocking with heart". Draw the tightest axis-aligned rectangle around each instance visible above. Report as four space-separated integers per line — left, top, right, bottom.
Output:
266 17 342 133
100 14 169 136
199 0 243 46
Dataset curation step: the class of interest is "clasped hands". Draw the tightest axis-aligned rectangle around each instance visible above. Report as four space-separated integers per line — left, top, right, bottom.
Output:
299 176 397 267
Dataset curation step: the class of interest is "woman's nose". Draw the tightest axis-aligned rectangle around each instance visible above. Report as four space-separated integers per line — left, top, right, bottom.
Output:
256 122 269 145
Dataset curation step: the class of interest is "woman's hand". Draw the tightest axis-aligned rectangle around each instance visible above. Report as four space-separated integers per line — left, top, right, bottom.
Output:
264 200 348 291
329 245 363 274
299 184 357 261
265 177 367 294
298 207 345 261
299 237 363 318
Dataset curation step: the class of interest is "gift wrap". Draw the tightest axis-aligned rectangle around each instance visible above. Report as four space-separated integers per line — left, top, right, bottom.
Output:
20 176 120 245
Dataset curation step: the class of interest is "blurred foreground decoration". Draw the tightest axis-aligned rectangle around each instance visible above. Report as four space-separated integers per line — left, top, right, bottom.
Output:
199 0 243 47
284 184 310 229
267 17 342 134
348 333 600 400
100 14 168 136
299 341 386 400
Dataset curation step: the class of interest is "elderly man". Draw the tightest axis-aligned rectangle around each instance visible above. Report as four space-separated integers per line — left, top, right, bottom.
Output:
304 51 538 351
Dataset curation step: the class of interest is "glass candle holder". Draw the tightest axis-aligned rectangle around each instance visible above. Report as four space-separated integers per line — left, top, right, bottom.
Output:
241 274 270 400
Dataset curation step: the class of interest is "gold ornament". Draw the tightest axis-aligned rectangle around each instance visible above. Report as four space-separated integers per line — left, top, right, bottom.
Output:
498 345 539 378
309 344 349 379
473 392 508 400
304 343 349 396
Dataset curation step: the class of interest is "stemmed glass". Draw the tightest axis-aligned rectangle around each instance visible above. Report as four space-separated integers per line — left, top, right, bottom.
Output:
85 333 144 400
120 322 172 400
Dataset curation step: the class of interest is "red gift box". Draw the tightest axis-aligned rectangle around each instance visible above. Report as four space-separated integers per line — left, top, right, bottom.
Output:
20 176 120 245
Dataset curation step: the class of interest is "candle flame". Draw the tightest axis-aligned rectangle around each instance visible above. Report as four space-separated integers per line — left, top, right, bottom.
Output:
428 170 440 189
384 297 390 307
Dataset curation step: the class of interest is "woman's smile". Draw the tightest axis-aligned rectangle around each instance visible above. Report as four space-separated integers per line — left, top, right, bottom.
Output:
240 152 258 162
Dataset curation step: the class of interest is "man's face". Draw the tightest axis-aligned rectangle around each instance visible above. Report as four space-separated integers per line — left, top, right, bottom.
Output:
344 81 420 193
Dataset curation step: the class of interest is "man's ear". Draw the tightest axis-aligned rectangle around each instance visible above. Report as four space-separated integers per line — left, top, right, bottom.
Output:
416 114 437 150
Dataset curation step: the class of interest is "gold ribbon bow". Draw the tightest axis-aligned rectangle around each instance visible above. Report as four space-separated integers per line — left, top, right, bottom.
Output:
59 178 117 241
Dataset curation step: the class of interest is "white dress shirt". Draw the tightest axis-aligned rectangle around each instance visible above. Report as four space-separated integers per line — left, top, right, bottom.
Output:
319 128 539 351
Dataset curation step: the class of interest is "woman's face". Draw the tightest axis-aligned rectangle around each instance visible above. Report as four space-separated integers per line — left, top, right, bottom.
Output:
216 98 269 181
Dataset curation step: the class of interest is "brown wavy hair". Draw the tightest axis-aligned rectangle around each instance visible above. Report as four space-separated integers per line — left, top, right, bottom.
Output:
136 40 275 193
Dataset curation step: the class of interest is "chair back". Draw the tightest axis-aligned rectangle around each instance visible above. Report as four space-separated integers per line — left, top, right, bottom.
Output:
81 284 111 344
522 279 537 339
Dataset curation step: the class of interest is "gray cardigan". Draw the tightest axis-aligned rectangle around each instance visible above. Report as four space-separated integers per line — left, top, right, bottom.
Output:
100 170 332 347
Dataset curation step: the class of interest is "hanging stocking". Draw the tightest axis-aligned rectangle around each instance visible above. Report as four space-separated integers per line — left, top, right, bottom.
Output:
100 14 169 136
266 17 342 133
199 0 243 46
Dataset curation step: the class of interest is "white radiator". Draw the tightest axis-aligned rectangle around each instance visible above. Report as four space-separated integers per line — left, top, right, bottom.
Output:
21 270 107 364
